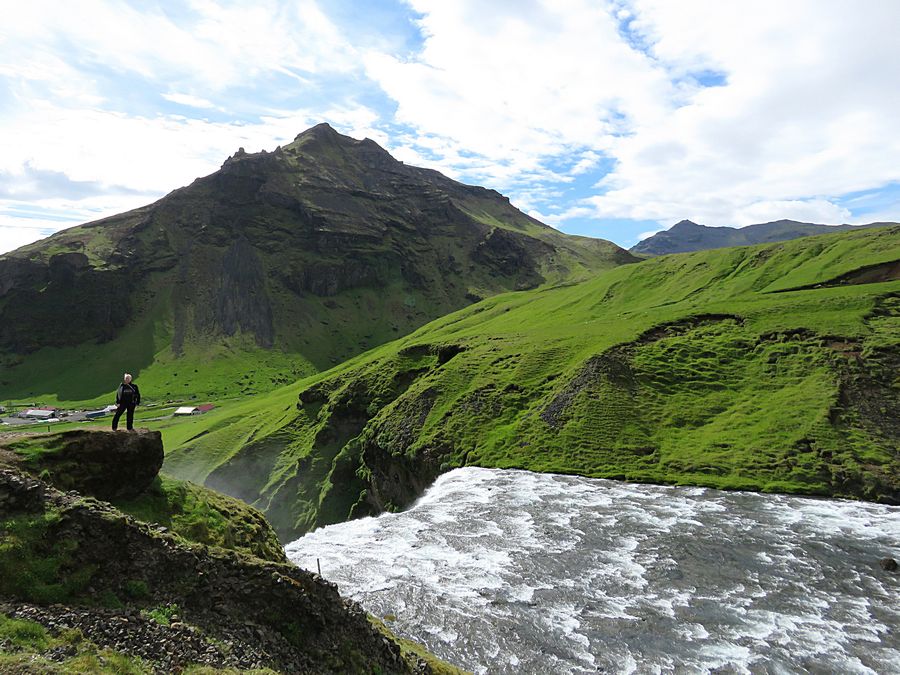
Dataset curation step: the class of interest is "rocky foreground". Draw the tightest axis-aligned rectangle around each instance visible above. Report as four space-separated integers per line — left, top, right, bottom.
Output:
0 430 456 674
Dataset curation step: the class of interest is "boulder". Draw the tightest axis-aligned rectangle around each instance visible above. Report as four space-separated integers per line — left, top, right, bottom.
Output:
0 468 46 514
21 429 164 501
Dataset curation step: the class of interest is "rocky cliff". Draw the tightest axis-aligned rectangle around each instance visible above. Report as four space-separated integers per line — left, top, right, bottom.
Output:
0 430 459 673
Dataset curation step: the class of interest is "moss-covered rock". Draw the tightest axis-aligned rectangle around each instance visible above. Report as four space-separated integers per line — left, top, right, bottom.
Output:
113 475 288 564
1 430 286 564
0 467 437 674
8 430 163 501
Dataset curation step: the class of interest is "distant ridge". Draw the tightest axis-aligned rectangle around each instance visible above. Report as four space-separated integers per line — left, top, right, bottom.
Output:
630 219 897 256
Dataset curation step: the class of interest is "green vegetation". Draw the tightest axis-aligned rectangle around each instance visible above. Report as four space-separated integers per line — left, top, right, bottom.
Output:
113 475 287 563
2 429 286 563
0 613 51 651
369 616 470 675
159 226 899 537
0 611 154 673
0 508 96 605
142 603 180 626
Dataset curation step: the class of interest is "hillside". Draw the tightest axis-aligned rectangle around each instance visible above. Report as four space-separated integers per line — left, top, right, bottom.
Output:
160 225 900 538
631 218 893 256
0 429 461 673
0 123 633 405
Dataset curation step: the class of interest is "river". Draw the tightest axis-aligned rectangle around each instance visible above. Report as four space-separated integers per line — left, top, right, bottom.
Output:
285 467 899 674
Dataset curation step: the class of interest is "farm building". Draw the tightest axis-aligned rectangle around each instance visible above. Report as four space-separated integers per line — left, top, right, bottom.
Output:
174 404 215 416
21 408 57 420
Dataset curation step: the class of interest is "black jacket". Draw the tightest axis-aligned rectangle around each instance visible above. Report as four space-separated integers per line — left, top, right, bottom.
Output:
116 382 141 406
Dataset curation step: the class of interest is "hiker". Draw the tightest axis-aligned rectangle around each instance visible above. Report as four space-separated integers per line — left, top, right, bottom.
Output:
112 373 141 431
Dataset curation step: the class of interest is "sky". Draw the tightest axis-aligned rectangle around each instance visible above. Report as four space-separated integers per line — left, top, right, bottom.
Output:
1 0 899 254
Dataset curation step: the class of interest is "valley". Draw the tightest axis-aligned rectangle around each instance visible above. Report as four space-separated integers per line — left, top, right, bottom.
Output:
0 114 898 675
14 223 892 541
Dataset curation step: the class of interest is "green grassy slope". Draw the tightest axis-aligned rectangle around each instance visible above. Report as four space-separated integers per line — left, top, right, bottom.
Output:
157 226 900 537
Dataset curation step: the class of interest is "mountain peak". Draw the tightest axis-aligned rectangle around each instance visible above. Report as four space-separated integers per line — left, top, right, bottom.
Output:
671 219 701 229
631 219 893 256
295 122 339 141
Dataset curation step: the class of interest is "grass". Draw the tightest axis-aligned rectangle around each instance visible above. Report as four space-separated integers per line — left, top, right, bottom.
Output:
156 226 900 537
0 614 51 651
0 611 268 674
113 474 287 563
141 603 180 626
0 612 150 674
0 508 97 605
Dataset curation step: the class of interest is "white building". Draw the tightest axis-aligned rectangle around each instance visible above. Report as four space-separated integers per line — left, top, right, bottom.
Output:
21 409 57 420
174 406 200 416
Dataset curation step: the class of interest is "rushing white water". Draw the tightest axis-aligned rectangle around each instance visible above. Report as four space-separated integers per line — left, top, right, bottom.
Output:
285 468 900 674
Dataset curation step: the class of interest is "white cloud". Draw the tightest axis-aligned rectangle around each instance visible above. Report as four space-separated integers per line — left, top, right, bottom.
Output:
571 151 602 175
583 1 900 227
2 0 357 93
365 0 900 229
365 0 673 173
2 0 899 255
161 92 218 110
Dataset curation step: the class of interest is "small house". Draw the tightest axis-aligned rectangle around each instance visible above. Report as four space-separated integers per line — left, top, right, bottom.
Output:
174 406 200 416
21 408 57 420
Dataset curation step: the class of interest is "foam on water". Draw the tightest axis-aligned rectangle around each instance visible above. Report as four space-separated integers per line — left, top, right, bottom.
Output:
285 467 900 674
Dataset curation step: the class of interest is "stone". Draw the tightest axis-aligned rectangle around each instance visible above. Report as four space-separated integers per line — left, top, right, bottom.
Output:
22 429 163 500
880 557 898 572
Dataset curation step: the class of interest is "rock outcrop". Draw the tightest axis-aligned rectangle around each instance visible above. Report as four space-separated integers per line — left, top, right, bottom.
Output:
0 466 423 673
17 429 164 501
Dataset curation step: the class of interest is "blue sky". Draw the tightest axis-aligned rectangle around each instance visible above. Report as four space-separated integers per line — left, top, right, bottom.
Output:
1 0 899 254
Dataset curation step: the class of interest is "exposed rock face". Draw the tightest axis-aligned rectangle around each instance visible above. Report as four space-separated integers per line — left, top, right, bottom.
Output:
0 259 132 352
20 429 164 501
215 237 275 347
0 468 45 513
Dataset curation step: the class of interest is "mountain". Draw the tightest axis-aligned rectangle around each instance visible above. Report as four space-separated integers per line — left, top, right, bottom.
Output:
630 218 895 256
0 123 634 404
161 225 900 538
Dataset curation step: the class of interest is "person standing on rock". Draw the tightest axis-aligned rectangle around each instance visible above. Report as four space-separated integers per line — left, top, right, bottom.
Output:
112 373 141 431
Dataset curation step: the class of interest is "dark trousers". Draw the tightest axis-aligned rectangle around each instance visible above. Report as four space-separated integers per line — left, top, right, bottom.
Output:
112 403 136 430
